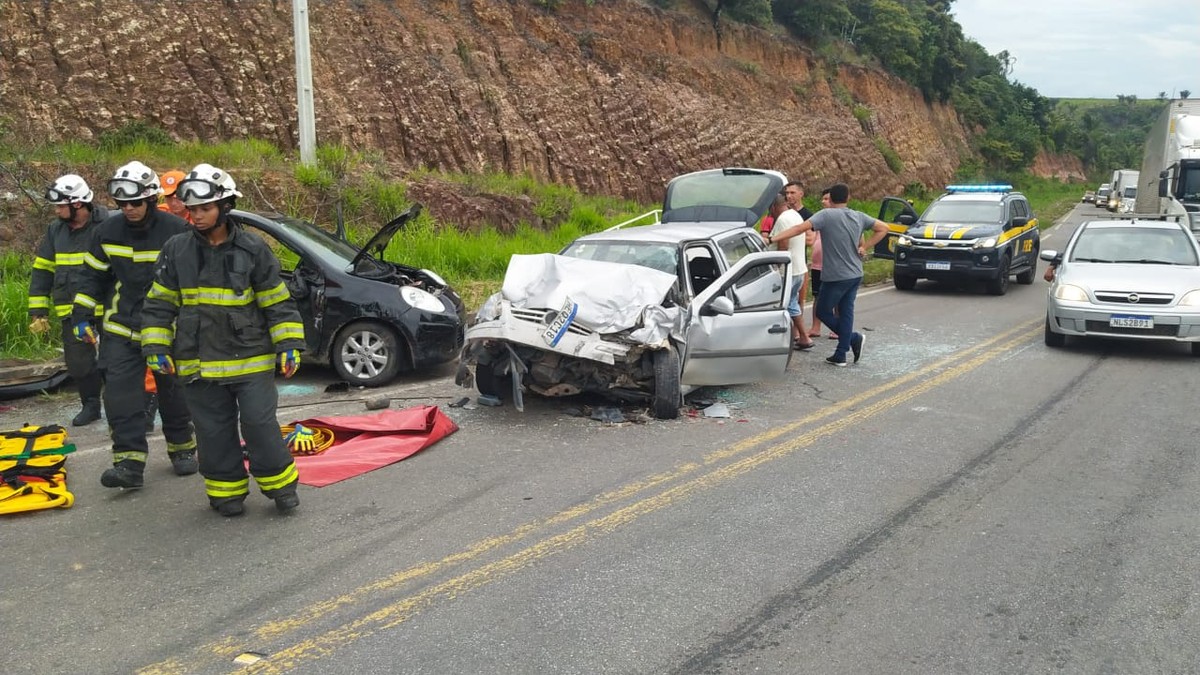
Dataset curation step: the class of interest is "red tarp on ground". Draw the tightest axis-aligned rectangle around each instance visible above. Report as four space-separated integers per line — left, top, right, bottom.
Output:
289 405 458 487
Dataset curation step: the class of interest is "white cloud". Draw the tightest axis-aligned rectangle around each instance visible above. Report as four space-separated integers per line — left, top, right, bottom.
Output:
952 0 1199 98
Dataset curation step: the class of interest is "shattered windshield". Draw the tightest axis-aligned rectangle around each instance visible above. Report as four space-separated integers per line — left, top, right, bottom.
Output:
560 241 680 275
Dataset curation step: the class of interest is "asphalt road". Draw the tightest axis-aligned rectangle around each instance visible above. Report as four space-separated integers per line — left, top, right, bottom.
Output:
5 202 1200 674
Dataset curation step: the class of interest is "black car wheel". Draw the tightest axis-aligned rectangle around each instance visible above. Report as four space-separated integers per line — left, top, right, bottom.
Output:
1016 248 1038 285
332 321 405 387
1191 342 1200 357
893 274 917 291
986 254 1010 296
1044 316 1066 348
651 347 681 420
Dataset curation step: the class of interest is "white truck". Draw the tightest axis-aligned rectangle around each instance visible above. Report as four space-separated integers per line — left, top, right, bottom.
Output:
1108 169 1139 213
1135 99 1200 232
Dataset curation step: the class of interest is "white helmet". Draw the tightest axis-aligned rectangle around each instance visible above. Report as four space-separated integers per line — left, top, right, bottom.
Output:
107 161 161 201
177 163 243 206
45 174 94 204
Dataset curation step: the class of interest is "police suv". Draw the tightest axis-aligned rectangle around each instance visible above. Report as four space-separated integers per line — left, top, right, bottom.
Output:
873 184 1040 296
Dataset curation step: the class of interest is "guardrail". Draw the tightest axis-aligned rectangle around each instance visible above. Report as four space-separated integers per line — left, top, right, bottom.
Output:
604 209 661 232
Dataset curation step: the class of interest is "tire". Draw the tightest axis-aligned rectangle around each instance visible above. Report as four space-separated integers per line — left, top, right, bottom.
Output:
1016 249 1037 285
1044 316 1066 348
1191 342 1200 357
332 320 405 387
651 347 681 420
986 254 1011 296
893 274 917 291
475 361 513 399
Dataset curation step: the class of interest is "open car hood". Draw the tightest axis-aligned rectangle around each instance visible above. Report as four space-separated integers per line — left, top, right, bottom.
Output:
350 205 422 269
661 168 786 227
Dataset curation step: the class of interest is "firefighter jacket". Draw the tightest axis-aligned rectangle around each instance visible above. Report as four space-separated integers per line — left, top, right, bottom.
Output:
28 205 110 318
72 209 190 342
141 224 306 382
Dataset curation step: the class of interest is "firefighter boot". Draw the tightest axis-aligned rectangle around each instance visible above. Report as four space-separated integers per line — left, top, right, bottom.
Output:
72 398 102 427
100 462 144 489
169 449 199 476
211 498 245 518
274 491 300 514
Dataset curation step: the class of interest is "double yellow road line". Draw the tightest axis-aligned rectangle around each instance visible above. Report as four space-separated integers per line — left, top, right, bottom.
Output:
142 319 1041 674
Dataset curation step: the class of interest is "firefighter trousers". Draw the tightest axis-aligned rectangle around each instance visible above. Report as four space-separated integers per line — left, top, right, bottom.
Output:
98 335 194 467
60 321 101 404
182 372 298 506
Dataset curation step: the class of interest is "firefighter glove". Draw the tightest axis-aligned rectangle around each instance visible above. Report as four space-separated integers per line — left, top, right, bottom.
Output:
146 353 176 376
285 424 317 454
278 349 300 378
72 321 97 344
28 316 51 335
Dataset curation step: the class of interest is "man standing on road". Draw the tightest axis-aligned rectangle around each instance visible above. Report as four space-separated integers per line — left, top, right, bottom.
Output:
72 161 197 489
142 164 306 517
769 194 814 351
765 183 888 367
783 182 815 338
28 174 108 426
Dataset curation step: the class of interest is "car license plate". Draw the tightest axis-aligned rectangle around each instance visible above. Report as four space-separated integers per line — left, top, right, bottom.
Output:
1109 314 1153 329
541 296 579 347
925 261 951 271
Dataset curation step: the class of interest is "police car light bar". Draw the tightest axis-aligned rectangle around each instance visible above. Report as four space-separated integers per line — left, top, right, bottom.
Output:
945 184 1013 193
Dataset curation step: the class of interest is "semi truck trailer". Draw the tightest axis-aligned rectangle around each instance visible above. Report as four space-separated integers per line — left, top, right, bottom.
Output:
1136 99 1200 231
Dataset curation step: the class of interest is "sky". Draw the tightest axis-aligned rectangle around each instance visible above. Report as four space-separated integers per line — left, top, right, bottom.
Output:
952 0 1200 100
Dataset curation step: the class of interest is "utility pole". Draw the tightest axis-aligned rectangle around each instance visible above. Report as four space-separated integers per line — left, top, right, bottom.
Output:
293 0 316 165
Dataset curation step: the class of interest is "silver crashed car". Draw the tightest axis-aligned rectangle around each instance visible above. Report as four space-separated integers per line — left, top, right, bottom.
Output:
1041 218 1200 354
456 168 794 418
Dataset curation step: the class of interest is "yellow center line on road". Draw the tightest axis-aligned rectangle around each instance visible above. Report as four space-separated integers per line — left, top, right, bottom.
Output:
241 322 1043 674
138 319 1039 675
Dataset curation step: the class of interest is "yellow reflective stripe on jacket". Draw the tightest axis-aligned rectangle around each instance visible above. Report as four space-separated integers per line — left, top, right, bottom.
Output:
103 320 141 342
255 282 290 308
74 293 98 310
270 322 305 343
175 353 276 379
141 326 174 347
33 256 55 272
55 252 86 266
83 251 110 271
205 477 250 498
147 282 181 306
254 463 298 492
101 244 160 263
179 286 254 307
29 296 51 310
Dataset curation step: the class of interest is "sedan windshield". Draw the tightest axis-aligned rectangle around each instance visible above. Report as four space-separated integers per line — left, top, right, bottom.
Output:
561 241 680 275
1069 226 1199 265
268 215 361 268
921 201 1003 223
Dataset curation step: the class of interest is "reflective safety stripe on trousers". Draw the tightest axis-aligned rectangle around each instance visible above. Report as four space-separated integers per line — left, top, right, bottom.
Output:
175 354 276 379
255 463 299 493
205 476 250 499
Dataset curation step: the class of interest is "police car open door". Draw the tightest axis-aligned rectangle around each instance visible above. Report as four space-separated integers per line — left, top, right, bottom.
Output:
874 197 920 260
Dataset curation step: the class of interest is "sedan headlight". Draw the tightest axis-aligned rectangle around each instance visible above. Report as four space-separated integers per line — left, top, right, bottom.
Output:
1052 284 1089 302
897 235 913 247
973 237 998 249
1178 290 1200 307
420 268 447 287
401 286 446 312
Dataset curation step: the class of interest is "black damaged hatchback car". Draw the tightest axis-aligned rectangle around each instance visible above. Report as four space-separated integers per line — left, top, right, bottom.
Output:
229 206 465 386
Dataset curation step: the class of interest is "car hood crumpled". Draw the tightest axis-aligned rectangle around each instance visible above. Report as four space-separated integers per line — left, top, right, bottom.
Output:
476 253 683 341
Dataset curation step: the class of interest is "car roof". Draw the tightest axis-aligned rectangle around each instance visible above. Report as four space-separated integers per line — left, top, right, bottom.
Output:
1080 218 1186 231
573 220 749 245
934 192 1021 204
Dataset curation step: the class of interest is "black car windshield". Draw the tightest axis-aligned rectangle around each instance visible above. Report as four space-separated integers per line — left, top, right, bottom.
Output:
921 200 1003 223
267 215 362 269
1070 226 1199 265
561 240 680 275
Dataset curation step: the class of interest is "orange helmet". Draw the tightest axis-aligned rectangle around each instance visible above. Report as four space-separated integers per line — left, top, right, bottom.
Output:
160 170 186 197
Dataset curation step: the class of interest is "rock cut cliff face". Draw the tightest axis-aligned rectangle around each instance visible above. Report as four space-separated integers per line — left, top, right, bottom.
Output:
0 0 970 204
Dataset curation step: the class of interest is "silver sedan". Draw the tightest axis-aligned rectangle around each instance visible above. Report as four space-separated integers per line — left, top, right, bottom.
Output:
1042 218 1200 355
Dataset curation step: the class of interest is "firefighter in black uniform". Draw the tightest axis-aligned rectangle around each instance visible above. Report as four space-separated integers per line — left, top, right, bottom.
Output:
142 164 306 517
29 175 108 426
72 161 198 489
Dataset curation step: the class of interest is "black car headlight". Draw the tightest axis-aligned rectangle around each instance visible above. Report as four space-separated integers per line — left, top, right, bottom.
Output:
402 286 448 312
972 237 997 249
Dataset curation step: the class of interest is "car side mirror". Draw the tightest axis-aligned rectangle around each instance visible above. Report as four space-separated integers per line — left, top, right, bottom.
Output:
897 214 915 226
1011 217 1028 229
1039 249 1059 262
702 296 735 317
